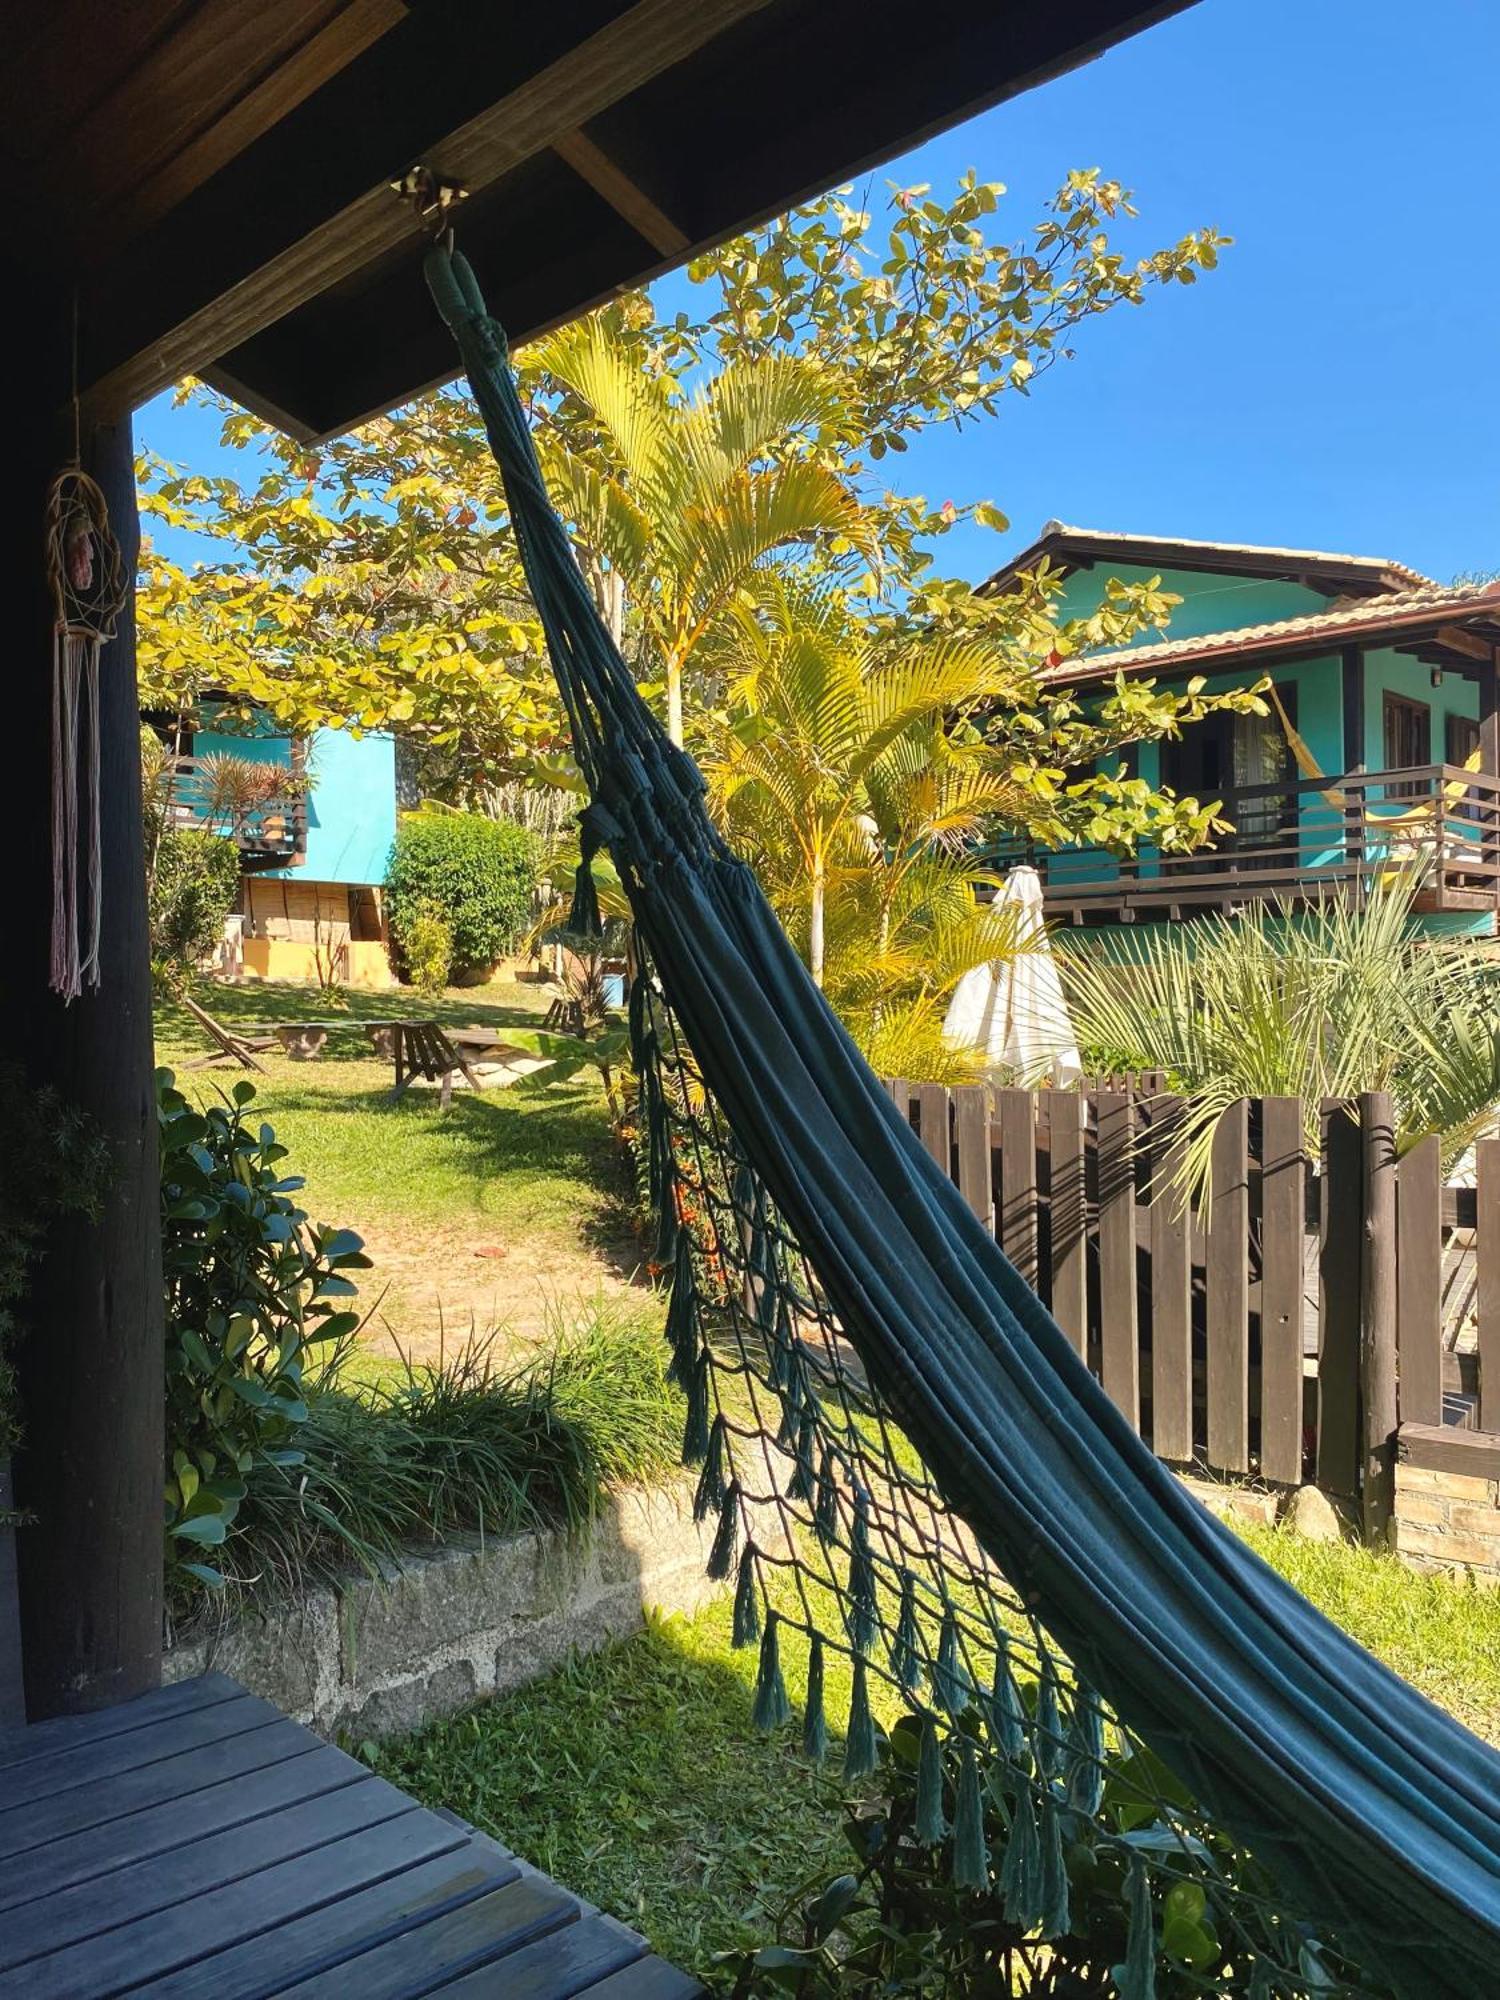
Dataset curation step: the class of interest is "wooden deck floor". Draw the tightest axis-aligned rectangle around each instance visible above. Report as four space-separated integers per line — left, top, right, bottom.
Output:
0 1671 701 1999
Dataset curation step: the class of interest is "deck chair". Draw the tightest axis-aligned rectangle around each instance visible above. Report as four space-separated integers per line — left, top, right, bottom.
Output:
389 1020 483 1108
177 988 275 1071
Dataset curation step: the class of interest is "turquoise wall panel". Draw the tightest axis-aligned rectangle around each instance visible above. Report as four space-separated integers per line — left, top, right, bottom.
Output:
192 719 396 886
1050 563 1327 645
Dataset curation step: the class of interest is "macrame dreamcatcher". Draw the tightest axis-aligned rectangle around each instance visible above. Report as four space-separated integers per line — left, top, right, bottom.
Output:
45 468 126 1001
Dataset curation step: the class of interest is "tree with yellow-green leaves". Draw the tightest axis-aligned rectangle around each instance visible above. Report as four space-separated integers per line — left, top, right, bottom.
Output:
138 168 1229 793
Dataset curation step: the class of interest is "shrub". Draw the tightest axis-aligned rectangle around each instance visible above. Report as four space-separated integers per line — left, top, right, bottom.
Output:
386 812 536 981
401 901 455 996
727 1718 1368 1996
150 827 242 984
159 1071 369 1597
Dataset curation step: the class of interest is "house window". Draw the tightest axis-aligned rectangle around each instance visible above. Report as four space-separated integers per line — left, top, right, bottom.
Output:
1383 693 1431 797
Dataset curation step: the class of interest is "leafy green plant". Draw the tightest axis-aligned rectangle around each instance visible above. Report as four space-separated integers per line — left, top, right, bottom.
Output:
400 901 455 995
159 1069 369 1594
221 1297 680 1601
386 811 536 980
149 827 242 985
506 1024 632 1128
725 1718 1368 1997
1060 872 1500 1195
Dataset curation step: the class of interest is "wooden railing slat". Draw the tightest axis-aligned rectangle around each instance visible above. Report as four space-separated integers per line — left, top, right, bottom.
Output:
1317 1105 1363 1496
1044 1093 1087 1358
996 1089 1037 1286
1095 1091 1138 1428
1477 1139 1500 1433
916 1084 950 1178
1259 1097 1305 1485
952 1086 992 1232
1147 1095 1192 1464
1396 1134 1443 1429
1206 1100 1250 1473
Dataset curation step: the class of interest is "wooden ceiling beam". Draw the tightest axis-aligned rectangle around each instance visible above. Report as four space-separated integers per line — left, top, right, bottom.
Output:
83 0 771 421
552 128 689 257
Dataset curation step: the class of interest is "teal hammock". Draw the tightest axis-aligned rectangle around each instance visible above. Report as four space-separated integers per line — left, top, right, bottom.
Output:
425 245 1500 1997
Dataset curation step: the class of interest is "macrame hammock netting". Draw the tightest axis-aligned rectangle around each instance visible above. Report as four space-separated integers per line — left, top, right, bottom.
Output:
425 245 1500 1998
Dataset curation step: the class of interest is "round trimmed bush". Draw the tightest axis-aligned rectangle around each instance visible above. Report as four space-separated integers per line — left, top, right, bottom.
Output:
385 812 536 982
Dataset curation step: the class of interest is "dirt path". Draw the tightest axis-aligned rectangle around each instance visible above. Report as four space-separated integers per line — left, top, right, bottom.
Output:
353 1212 654 1366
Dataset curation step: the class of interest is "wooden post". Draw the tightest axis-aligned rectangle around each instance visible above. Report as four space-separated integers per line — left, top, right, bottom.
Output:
1360 1093 1399 1545
952 1085 992 1232
1096 1091 1139 1427
7 408 165 1716
996 1089 1037 1287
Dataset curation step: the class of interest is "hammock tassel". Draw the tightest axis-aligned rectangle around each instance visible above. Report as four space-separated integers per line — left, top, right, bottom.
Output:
787 1402 818 1503
665 1229 699 1388
682 1346 712 1465
847 1489 878 1655
891 1570 923 1692
998 1776 1041 1930
915 1716 947 1845
1064 1693 1106 1817
813 1447 840 1545
707 1479 741 1580
802 1633 828 1763
694 1414 728 1522
752 1612 792 1732
1112 1856 1156 2000
989 1639 1027 1762
952 1740 990 1893
933 1610 972 1714
565 817 604 941
843 1654 878 1779
731 1543 761 1649
1034 1660 1064 1784
1037 1789 1072 1938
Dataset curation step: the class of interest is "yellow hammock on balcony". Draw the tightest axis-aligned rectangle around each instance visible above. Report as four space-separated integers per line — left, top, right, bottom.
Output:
1266 682 1481 821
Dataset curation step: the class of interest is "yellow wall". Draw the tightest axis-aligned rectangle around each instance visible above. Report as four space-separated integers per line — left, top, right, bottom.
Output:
240 937 394 989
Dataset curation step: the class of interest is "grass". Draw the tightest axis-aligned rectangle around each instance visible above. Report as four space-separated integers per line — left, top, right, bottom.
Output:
195 1294 679 1615
154 976 642 1358
370 1519 1500 1980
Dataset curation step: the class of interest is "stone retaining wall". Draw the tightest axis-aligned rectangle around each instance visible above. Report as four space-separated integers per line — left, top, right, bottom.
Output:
165 1477 749 1739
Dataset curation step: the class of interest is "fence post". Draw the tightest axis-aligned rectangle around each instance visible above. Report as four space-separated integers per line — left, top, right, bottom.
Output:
1360 1093 1399 1545
1395 1134 1443 1429
1317 1103 1362 1497
1206 1100 1250 1473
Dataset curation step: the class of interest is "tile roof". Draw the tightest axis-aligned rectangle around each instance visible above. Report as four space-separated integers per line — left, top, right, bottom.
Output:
1045 580 1500 685
1040 523 1436 590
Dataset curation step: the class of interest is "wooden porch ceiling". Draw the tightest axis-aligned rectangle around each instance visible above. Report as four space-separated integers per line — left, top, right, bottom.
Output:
1 0 1192 441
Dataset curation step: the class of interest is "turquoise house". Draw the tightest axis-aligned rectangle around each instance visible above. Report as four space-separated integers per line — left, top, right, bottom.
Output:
980 526 1500 939
172 715 397 984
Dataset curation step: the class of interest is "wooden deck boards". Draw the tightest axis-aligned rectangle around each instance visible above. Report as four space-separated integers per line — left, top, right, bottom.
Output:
0 1673 701 1999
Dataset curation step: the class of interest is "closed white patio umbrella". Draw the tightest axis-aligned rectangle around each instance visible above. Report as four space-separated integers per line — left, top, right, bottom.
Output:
943 865 1083 1085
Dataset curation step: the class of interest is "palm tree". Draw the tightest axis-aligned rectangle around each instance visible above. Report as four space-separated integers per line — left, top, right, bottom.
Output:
701 580 1027 1071
1060 873 1500 1192
527 317 878 745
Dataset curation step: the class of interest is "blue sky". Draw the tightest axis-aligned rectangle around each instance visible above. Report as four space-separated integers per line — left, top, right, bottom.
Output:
140 0 1499 589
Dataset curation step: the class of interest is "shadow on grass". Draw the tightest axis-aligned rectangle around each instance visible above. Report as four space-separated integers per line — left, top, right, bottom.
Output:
155 976 548 1051
368 1598 851 1978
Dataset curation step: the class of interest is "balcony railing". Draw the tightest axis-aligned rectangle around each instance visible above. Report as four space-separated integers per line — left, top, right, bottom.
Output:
992 765 1500 922
165 754 307 869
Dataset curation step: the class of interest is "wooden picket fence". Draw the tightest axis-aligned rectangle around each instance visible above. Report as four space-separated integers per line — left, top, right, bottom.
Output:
886 1080 1499 1541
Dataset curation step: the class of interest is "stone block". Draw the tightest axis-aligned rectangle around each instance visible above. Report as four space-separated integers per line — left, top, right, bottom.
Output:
331 1658 480 1741
1394 1521 1500 1569
1283 1485 1344 1543
1447 1503 1500 1540
1391 1494 1449 1528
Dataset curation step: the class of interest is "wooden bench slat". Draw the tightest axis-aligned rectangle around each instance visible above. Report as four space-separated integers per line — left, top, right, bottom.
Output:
144 1843 518 2000
0 1691 284 1812
573 1958 705 1999
0 1670 244 1770
272 1871 580 1999
0 1718 316 1860
0 1742 360 1914
0 1807 467 1999
420 1910 644 2000
0 1778 417 1972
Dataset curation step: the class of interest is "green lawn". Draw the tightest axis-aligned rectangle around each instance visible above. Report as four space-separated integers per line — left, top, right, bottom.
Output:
371 1522 1500 1977
155 978 645 1358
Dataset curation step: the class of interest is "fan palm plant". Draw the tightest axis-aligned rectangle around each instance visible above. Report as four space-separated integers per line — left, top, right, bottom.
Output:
528 317 879 745
1060 873 1500 1193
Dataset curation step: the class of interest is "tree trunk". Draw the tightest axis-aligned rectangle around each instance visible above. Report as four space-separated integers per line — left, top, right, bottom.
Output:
7 395 164 1718
809 852 826 989
666 656 684 749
